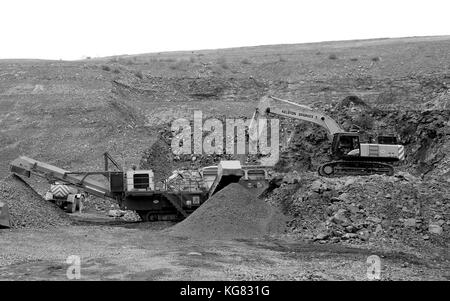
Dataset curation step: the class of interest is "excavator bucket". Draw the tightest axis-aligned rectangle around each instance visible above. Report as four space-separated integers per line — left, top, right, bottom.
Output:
0 201 11 229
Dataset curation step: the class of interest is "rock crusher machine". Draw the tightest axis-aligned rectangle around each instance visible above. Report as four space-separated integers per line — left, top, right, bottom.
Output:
8 155 271 223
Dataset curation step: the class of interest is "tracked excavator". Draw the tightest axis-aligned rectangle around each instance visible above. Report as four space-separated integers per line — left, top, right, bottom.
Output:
250 95 405 177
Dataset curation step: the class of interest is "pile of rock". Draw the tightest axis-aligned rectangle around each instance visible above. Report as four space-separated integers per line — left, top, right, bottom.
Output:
266 172 449 247
169 183 286 240
0 175 70 229
140 122 266 178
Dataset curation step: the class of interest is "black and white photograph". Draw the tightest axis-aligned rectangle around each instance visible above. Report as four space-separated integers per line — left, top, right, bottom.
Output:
0 0 449 286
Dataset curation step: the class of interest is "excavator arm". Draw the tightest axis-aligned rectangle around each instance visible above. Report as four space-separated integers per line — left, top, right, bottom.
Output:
250 95 344 139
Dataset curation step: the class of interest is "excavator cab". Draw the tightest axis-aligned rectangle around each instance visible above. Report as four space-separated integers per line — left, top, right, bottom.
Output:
376 135 398 145
331 133 361 159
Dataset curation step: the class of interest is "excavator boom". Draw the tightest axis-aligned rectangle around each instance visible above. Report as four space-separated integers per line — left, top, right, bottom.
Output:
251 95 344 137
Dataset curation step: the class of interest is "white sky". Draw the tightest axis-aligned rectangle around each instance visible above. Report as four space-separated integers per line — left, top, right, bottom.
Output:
1 0 449 60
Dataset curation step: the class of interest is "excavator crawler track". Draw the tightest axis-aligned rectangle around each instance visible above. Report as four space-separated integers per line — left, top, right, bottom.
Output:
318 161 394 177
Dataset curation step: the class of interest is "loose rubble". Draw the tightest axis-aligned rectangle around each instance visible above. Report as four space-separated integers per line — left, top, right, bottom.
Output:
266 171 449 249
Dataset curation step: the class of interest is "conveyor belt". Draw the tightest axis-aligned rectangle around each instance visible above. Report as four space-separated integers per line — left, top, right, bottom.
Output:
10 156 113 198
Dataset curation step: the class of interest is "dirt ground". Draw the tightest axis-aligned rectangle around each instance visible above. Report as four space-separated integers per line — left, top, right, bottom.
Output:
0 212 448 281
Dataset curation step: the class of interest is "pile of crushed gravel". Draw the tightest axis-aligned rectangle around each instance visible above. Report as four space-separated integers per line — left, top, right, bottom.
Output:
168 183 287 239
0 175 70 229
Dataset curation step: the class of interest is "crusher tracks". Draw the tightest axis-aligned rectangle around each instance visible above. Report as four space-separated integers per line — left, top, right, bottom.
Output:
318 161 394 177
